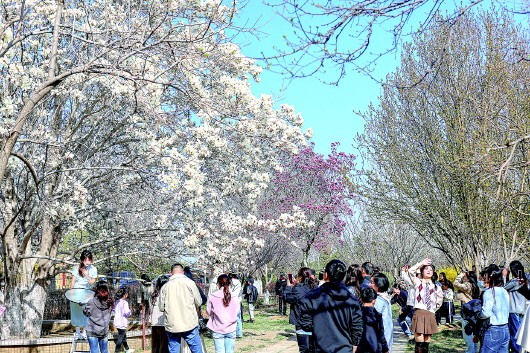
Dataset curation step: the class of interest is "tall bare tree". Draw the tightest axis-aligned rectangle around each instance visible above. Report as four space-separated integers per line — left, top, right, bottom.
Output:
357 10 530 269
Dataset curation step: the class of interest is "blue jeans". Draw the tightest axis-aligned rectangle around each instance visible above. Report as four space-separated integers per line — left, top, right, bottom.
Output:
508 313 523 353
87 336 109 353
462 318 479 353
212 331 236 353
236 310 243 337
480 324 509 353
167 326 203 353
398 306 413 336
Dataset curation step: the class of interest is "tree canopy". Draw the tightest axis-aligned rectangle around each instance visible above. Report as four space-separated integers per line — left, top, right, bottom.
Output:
261 0 529 83
358 10 530 268
0 0 311 338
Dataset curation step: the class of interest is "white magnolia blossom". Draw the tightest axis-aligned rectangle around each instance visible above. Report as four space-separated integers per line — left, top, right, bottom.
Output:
0 0 314 339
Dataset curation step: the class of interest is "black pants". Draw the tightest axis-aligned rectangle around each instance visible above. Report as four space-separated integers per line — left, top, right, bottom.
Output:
151 326 169 353
296 333 315 353
115 328 129 352
278 296 287 315
399 305 414 322
438 302 454 324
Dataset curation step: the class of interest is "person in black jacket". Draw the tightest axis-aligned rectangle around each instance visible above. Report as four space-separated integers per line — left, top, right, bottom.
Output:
298 259 363 353
284 267 318 353
244 278 259 323
276 274 288 315
358 288 389 353
391 282 413 340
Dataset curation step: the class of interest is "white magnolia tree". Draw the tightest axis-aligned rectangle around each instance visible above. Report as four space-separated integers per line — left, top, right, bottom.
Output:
0 0 310 339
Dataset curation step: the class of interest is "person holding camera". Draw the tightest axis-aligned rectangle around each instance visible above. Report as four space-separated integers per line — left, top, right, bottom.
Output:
504 260 530 353
391 281 413 340
480 264 510 353
454 270 481 353
207 274 241 353
244 278 259 323
158 263 204 353
284 267 317 353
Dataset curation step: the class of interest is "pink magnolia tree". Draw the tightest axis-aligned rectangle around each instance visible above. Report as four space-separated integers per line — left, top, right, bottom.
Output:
259 143 356 265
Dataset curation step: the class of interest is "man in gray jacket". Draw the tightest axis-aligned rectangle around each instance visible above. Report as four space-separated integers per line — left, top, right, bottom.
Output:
159 263 203 353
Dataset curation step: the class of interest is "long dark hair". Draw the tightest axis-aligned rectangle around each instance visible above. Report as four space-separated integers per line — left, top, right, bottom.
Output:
217 274 232 307
78 250 93 276
466 272 480 299
116 287 128 300
297 267 317 289
509 260 525 280
151 274 170 306
484 264 503 288
344 264 362 296
95 281 114 307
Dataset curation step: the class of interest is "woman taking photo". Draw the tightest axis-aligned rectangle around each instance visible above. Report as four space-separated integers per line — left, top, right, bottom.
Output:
454 270 481 353
479 264 509 353
207 274 241 353
408 258 443 353
284 267 317 353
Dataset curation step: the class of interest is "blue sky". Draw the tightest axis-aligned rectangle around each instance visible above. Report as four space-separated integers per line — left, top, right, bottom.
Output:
234 1 404 155
233 0 500 155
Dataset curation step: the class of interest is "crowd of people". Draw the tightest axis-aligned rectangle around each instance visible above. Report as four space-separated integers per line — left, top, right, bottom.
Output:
68 249 530 353
274 259 530 353
68 252 258 353
146 263 259 353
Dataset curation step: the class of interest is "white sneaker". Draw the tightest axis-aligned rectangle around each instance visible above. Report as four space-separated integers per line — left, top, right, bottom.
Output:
126 349 135 353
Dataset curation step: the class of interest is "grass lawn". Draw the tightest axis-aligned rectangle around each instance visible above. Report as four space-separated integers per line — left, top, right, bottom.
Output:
136 301 469 353
403 321 467 353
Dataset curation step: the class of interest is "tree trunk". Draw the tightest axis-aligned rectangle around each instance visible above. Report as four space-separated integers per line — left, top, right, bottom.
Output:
301 249 309 267
0 280 48 339
0 172 59 339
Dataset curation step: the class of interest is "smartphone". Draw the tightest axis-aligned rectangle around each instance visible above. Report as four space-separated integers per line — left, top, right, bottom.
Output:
288 273 293 283
318 272 324 281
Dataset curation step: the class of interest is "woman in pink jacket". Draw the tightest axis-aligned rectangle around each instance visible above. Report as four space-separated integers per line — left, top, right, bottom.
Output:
207 274 241 353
